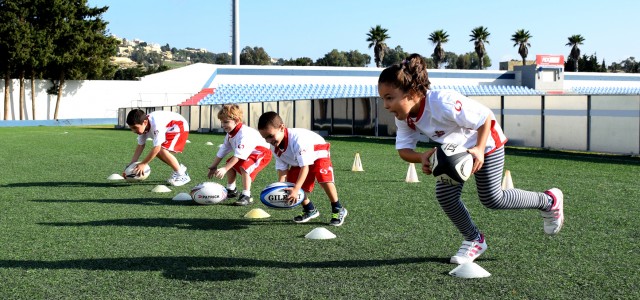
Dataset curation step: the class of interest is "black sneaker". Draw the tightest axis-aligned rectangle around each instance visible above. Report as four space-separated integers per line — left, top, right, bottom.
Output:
226 188 238 198
329 208 348 226
233 194 253 206
293 209 319 223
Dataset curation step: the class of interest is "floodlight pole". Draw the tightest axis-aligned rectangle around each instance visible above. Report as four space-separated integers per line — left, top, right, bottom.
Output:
232 0 240 65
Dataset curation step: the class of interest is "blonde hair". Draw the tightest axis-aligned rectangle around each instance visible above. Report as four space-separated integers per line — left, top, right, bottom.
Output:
217 104 243 121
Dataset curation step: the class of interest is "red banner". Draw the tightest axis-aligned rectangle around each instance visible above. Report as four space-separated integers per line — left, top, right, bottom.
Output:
536 55 564 66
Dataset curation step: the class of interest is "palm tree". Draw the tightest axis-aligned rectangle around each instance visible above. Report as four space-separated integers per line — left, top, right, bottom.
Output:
469 26 490 70
511 29 532 66
429 30 449 69
566 34 585 72
366 25 390 68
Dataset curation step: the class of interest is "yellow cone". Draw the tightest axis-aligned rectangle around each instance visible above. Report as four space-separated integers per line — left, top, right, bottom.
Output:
405 163 420 183
502 170 514 190
244 208 271 219
352 152 364 172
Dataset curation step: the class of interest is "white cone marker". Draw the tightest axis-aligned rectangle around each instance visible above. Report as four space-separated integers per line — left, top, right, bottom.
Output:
107 174 124 180
305 227 337 240
449 262 491 278
151 185 172 193
352 152 364 172
405 163 420 183
172 192 192 201
502 170 514 190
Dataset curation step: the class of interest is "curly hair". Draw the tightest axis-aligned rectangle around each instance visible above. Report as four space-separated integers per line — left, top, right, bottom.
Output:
217 104 244 121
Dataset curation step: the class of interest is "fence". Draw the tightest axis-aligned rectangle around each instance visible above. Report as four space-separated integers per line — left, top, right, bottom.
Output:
118 94 640 155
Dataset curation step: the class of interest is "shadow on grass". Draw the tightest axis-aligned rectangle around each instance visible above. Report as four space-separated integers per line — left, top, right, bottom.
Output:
39 218 251 231
32 198 188 206
0 256 442 281
1 181 161 188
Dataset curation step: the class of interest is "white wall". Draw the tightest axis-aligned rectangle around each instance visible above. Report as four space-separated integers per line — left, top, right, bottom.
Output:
563 72 640 89
0 63 217 120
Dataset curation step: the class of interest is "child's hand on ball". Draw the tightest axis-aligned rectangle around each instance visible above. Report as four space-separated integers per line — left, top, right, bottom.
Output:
421 148 436 175
133 163 148 176
466 147 485 174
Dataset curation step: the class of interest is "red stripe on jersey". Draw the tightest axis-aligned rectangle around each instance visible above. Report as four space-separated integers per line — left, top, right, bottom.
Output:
275 128 289 157
486 120 507 155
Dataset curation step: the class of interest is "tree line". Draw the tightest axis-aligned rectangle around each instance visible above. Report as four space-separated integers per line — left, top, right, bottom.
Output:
2 3 639 121
151 25 638 74
0 0 118 120
366 25 639 73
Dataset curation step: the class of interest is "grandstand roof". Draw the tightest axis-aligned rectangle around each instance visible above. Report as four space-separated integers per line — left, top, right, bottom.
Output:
145 63 640 106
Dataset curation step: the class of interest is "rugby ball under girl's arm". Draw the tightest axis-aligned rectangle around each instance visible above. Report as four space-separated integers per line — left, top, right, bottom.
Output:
429 143 474 185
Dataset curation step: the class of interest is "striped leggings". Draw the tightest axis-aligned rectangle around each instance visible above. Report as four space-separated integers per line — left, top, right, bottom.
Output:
435 147 550 241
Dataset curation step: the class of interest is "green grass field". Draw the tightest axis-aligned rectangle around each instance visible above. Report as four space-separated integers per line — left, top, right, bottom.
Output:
0 126 638 299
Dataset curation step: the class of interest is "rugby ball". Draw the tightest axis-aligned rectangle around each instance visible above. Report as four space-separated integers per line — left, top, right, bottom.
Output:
123 162 151 181
429 143 474 185
190 182 228 205
260 182 305 209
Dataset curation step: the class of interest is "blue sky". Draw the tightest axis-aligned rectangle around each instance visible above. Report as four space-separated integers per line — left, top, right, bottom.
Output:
89 0 639 69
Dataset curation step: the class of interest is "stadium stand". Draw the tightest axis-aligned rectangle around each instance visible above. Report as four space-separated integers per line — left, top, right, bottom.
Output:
571 86 640 95
178 88 215 106
194 84 543 105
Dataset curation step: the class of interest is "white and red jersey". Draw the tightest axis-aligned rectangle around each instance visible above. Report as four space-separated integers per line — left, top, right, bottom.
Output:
216 123 270 160
137 111 189 147
272 128 330 171
395 89 507 154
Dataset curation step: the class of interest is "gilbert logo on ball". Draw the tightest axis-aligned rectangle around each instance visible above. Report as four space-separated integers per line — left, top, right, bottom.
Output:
260 182 305 209
429 143 474 185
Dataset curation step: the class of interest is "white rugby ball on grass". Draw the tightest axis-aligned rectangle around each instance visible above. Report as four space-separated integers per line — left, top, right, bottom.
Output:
429 143 474 185
123 162 151 181
190 182 228 205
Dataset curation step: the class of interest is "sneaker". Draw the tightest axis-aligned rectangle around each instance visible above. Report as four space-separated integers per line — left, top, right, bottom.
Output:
450 234 487 264
233 194 253 206
293 209 319 223
329 208 348 226
226 188 238 198
541 188 564 235
167 165 189 184
167 171 179 184
168 173 191 187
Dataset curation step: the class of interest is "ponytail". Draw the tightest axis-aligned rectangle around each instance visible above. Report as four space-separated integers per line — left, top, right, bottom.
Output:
378 53 430 97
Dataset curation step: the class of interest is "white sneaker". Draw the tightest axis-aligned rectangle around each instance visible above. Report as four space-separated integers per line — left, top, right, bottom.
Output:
168 173 191 187
167 171 179 184
450 234 487 264
167 164 191 186
541 188 564 235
